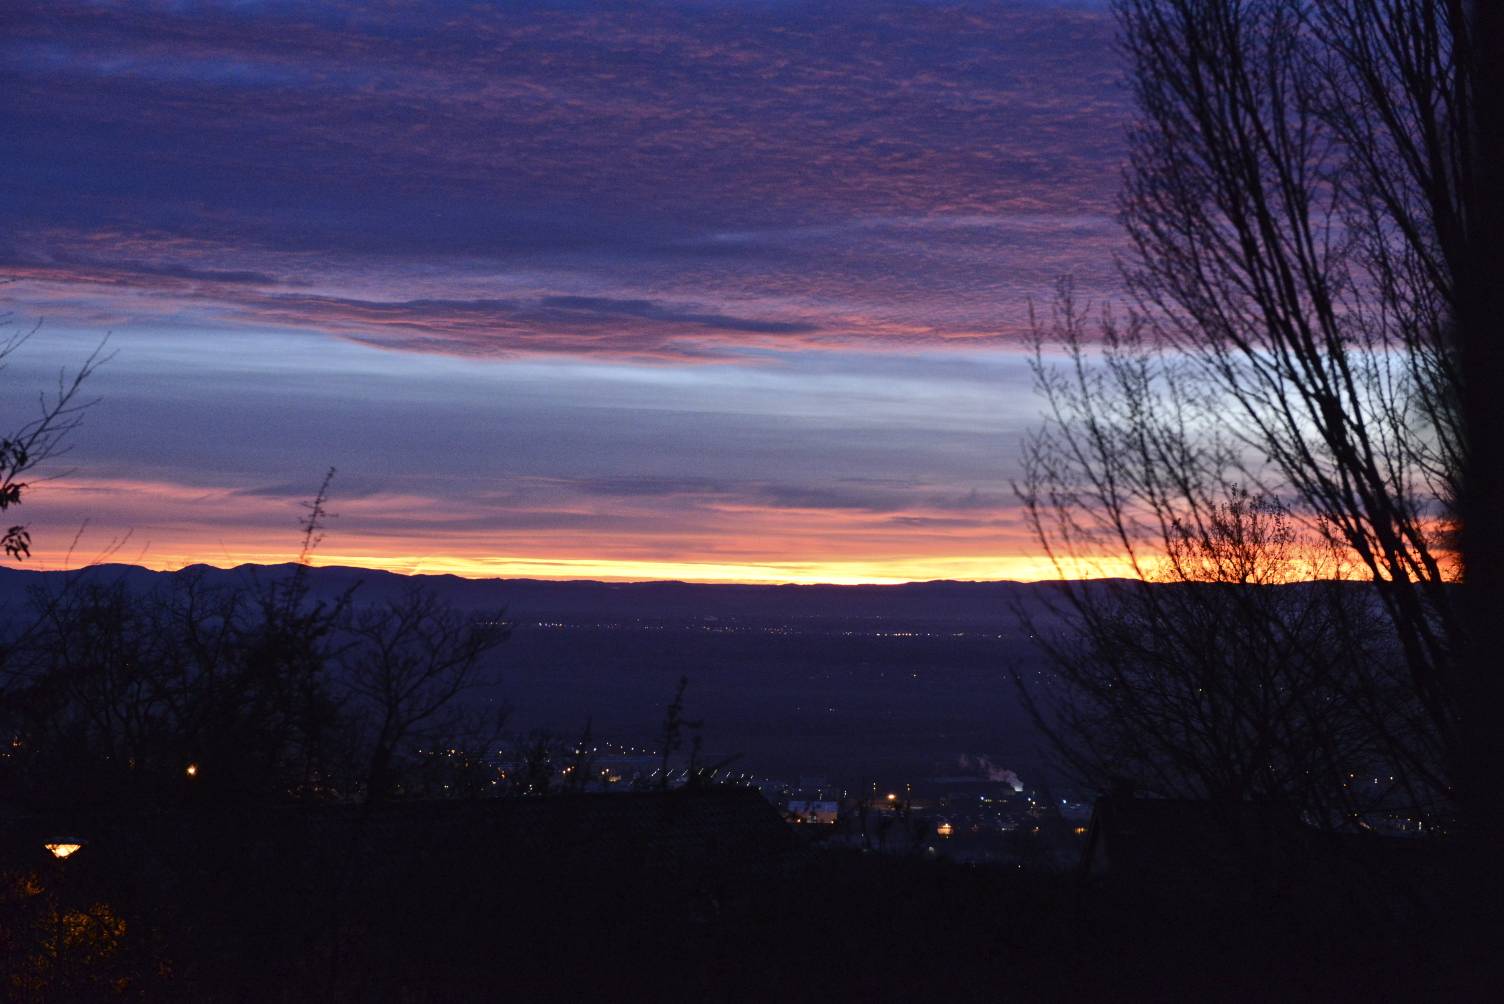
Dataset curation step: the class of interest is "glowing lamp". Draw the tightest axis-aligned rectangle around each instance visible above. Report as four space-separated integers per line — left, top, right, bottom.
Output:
44 841 84 860
937 822 954 838
185 762 199 778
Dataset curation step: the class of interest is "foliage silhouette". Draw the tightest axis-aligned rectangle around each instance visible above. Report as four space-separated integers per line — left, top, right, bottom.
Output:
0 474 509 811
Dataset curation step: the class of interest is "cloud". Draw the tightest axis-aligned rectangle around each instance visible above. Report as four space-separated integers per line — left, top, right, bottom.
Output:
0 1 1129 580
3 0 1127 362
3 252 281 288
535 296 818 335
231 290 824 359
566 476 734 498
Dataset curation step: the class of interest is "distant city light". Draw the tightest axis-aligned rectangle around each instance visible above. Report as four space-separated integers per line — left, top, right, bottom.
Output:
45 841 83 859
185 762 199 778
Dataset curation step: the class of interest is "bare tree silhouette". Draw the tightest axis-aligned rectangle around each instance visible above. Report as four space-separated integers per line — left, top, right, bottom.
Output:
0 475 509 810
346 588 508 802
0 307 108 560
1021 1 1499 833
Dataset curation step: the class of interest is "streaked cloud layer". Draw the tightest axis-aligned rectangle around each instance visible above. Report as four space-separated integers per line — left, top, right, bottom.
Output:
2 1 1126 582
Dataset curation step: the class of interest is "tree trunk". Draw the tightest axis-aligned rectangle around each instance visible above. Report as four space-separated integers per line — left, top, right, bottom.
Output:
1457 0 1504 855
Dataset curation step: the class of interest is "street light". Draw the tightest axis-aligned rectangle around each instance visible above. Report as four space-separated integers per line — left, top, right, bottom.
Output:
43 836 87 983
44 841 84 860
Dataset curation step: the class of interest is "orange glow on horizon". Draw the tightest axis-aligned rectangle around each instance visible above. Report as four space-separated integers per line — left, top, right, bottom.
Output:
30 544 1135 586
22 474 1146 584
25 475 1408 587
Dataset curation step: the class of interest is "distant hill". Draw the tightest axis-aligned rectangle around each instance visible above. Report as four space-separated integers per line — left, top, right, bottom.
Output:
0 562 1066 780
0 562 1080 627
0 563 1380 789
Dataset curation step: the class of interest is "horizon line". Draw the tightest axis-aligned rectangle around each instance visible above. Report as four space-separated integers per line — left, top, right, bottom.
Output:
11 555 1364 589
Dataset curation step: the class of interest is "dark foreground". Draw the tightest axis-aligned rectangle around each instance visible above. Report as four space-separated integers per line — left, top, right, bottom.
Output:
2 789 1497 1002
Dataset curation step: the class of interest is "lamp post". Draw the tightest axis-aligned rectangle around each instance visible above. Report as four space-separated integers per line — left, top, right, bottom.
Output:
43 836 86 990
44 840 84 860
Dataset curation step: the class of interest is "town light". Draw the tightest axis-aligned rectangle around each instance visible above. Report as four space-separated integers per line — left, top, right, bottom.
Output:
45 841 84 860
185 762 199 778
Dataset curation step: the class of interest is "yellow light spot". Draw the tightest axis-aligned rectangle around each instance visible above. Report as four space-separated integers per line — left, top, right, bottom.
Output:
185 762 199 778
45 842 83 859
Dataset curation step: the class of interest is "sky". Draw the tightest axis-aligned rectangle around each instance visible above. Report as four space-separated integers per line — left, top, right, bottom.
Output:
3 0 1128 584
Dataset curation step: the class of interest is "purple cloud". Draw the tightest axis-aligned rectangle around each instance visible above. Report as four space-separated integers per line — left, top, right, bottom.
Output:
4 0 1127 361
